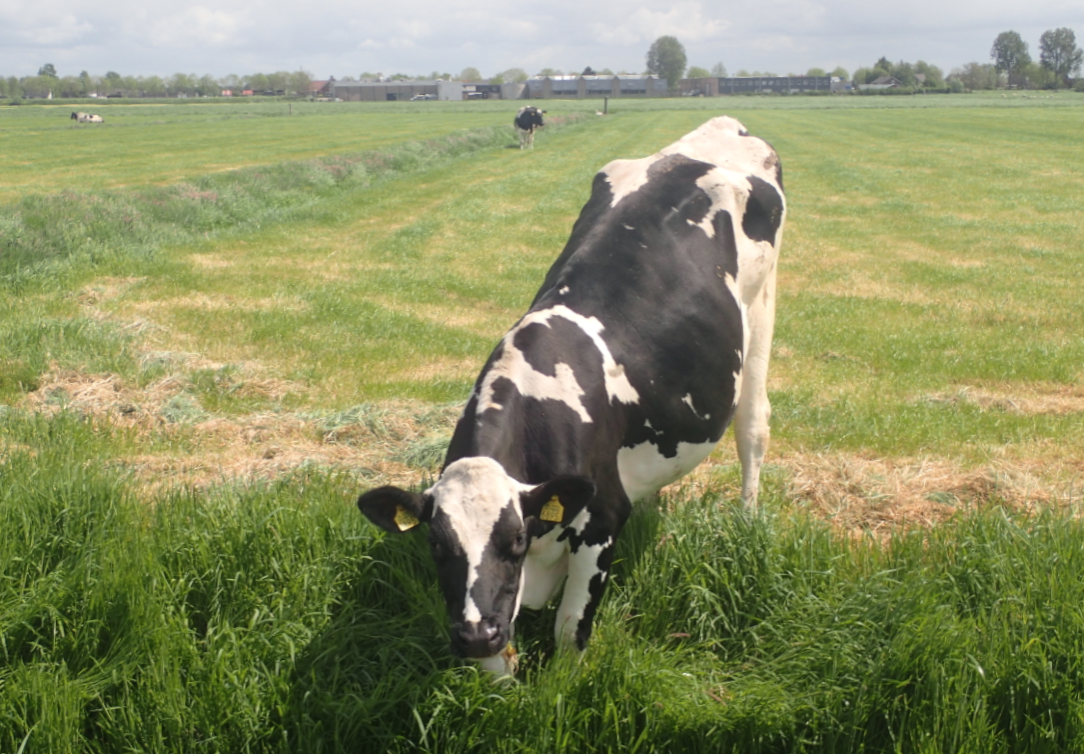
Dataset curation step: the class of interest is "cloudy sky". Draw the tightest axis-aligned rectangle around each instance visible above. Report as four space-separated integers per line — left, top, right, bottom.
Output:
1 0 1082 80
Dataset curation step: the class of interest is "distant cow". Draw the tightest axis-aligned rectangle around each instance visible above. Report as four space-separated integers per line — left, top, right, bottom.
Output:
358 116 786 675
71 112 104 123
514 106 546 149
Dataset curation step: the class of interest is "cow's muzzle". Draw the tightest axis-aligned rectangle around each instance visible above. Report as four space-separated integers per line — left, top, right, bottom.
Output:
451 618 506 658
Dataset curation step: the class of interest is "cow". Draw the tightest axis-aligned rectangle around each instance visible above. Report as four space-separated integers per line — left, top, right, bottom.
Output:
514 106 546 150
71 111 104 123
357 116 785 675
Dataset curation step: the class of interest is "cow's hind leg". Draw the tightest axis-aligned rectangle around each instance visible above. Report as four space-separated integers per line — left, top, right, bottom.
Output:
734 262 777 511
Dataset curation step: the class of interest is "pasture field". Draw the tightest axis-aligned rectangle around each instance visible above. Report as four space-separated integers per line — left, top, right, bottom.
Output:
2 95 1084 751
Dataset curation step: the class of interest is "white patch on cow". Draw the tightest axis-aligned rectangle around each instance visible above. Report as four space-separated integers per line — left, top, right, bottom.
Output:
558 285 570 295
601 154 664 208
617 438 718 503
477 306 639 421
622 223 635 231
568 507 592 536
660 116 779 182
426 457 531 623
682 393 710 421
644 418 655 431
521 525 569 610
555 536 613 645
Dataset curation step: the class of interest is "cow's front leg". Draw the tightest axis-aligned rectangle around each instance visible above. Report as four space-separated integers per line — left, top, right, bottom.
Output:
555 531 617 650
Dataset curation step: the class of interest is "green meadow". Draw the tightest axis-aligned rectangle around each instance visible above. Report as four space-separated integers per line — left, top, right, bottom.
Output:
1 94 1083 751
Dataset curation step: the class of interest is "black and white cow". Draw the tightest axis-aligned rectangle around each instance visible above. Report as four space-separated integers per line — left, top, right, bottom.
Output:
514 106 546 150
71 111 104 123
358 116 785 674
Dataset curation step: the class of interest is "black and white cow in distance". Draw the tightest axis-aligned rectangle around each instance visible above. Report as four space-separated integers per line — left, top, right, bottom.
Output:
358 116 785 675
71 111 104 123
514 106 545 150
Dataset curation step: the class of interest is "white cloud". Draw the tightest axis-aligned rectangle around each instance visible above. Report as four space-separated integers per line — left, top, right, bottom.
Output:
591 2 729 46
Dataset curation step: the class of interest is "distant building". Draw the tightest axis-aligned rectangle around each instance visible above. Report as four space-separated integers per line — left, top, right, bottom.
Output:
331 79 502 101
679 75 837 96
857 75 902 91
525 74 667 99
309 79 334 96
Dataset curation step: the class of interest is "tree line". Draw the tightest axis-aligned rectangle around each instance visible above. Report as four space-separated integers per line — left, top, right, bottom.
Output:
5 27 1080 102
0 68 314 100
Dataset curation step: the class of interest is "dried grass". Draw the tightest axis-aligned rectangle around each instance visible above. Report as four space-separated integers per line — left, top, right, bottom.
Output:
15 364 1078 529
780 451 1060 534
926 383 1084 416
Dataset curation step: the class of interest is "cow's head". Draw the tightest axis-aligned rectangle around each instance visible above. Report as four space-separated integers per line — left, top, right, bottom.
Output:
358 457 594 663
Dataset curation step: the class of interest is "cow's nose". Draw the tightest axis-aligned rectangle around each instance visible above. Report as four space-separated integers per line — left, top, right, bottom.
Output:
453 619 503 657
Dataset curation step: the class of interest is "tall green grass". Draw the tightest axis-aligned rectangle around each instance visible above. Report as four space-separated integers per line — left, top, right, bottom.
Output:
3 410 1084 751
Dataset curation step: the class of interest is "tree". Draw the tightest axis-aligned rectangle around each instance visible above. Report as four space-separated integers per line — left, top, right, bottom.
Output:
687 66 711 79
914 61 944 88
582 66 596 75
537 68 562 76
806 67 826 77
711 62 727 77
990 31 1031 84
288 70 312 95
1039 27 1084 87
38 63 57 78
891 61 917 87
458 67 482 81
267 71 289 93
829 66 849 81
645 35 687 90
952 62 999 91
496 68 528 84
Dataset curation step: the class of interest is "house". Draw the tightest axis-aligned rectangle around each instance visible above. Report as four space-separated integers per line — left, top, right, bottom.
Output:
308 79 333 97
858 76 902 91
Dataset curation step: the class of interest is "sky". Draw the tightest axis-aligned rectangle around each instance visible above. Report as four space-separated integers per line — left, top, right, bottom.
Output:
1 0 1082 81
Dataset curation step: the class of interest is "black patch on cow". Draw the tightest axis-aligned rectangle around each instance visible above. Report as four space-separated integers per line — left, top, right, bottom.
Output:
468 501 526 621
742 175 785 246
514 107 545 132
427 507 471 621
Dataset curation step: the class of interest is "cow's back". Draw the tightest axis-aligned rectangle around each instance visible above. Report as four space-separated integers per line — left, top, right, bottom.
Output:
527 116 785 499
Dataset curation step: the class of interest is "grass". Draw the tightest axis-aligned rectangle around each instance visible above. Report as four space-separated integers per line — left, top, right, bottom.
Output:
3 413 1084 751
2 94 1084 750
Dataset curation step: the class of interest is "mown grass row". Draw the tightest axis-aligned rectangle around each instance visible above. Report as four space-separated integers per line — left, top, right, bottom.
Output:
3 409 1084 752
0 116 585 404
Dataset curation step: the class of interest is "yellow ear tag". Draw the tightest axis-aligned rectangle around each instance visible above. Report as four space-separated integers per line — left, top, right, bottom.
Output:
539 496 565 523
394 505 420 531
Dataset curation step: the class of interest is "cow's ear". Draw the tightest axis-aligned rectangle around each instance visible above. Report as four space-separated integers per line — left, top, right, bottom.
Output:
520 476 595 526
357 486 432 534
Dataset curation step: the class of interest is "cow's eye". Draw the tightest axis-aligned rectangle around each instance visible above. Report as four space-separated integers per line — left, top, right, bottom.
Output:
429 540 445 559
512 530 527 552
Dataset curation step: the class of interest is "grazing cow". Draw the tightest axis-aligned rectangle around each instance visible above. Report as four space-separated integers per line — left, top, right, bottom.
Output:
71 111 104 123
514 106 546 149
358 116 785 675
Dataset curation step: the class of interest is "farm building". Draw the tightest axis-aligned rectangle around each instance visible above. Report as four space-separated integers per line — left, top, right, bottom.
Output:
524 74 667 99
679 75 841 96
857 75 902 91
329 80 522 101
